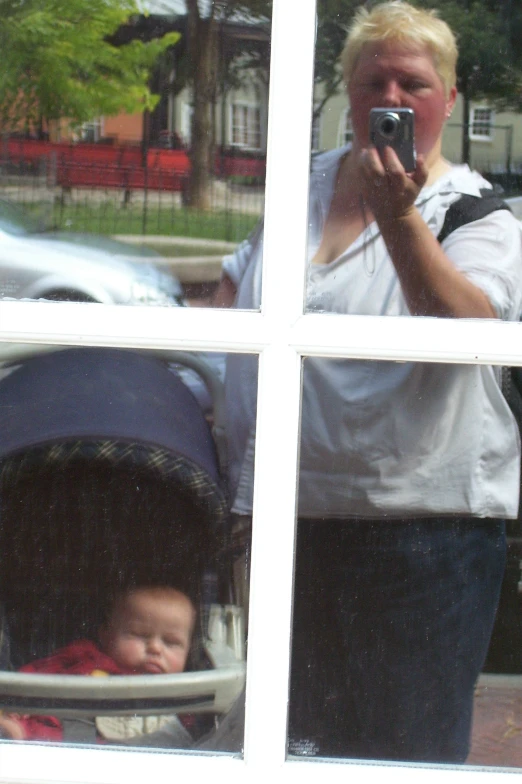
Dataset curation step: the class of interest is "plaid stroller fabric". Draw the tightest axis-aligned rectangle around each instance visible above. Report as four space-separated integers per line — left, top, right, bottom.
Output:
0 348 229 671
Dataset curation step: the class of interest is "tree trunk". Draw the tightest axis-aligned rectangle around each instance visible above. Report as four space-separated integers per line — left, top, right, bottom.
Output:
141 109 150 168
461 89 471 166
185 1 218 210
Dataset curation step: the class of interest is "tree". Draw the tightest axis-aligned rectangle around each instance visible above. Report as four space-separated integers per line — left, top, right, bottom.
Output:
313 0 361 121
0 0 180 135
414 0 522 164
184 0 270 210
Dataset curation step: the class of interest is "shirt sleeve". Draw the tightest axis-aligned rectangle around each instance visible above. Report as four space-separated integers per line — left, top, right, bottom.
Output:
442 209 522 321
222 218 264 287
18 714 63 741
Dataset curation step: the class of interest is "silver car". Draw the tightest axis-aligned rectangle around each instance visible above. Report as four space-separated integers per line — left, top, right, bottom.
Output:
0 199 184 306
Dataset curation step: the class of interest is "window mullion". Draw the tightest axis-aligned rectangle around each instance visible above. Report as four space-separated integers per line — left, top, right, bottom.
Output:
260 0 315 328
290 313 522 366
241 0 316 772
243 344 302 768
0 301 268 353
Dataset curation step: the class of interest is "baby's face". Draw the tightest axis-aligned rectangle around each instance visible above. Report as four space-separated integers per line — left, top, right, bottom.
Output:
100 590 194 675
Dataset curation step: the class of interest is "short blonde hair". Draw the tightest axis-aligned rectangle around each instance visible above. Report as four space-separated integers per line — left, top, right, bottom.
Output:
341 1 458 96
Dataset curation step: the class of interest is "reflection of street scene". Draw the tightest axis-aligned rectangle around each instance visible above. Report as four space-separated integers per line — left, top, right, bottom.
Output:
0 198 185 306
1 0 522 771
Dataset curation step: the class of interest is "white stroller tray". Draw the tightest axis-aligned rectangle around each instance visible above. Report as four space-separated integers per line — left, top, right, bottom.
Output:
0 663 245 718
0 604 246 719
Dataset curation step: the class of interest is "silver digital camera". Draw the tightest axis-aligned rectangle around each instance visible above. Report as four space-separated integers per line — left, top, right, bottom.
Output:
369 108 416 171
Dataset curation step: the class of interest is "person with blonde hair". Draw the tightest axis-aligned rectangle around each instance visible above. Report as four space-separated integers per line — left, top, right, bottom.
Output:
340 1 458 97
215 0 522 762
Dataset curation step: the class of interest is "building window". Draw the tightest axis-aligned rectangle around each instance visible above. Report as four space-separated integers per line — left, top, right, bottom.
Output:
338 107 354 147
470 107 494 141
79 118 103 143
230 103 261 149
181 102 193 146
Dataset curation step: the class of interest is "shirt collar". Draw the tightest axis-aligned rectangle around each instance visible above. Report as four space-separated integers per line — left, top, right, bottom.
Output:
311 147 493 212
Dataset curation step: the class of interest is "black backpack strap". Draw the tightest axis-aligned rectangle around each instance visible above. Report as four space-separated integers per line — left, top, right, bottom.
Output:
437 187 511 244
440 189 522 521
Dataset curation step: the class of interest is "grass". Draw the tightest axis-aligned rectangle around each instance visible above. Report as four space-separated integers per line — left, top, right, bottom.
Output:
48 201 260 242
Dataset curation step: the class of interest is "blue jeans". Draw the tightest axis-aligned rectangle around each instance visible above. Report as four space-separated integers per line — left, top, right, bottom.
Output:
288 518 506 763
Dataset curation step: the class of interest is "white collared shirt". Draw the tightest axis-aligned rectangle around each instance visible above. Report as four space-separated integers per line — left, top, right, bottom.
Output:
223 146 522 519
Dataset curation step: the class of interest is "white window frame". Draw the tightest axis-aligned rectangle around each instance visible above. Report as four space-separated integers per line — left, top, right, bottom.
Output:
0 2 521 783
470 106 495 142
229 101 262 150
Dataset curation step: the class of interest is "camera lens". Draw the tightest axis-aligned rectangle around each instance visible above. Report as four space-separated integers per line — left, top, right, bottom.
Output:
378 113 398 138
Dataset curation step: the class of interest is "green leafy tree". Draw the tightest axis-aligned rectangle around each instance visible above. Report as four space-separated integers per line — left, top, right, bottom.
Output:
414 0 522 163
314 0 361 121
0 0 180 135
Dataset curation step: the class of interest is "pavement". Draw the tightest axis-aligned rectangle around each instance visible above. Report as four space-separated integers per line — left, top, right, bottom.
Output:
157 256 223 283
468 674 522 768
113 234 231 283
112 234 236 250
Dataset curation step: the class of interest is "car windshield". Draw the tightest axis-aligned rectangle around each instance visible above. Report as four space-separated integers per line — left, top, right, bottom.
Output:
0 200 44 236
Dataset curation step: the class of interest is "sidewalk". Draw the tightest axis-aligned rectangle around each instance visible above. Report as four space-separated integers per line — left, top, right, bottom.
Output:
468 674 522 768
156 256 223 283
113 234 236 250
113 235 231 283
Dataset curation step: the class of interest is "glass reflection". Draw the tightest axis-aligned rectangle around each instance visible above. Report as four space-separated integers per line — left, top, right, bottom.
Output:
289 356 522 767
306 1 522 321
0 2 270 308
0 345 251 753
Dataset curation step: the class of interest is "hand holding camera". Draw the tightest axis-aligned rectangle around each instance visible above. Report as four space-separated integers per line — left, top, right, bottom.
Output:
358 108 428 222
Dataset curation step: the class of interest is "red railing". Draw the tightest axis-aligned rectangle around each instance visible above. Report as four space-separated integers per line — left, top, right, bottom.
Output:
3 139 266 190
4 139 190 192
215 153 266 178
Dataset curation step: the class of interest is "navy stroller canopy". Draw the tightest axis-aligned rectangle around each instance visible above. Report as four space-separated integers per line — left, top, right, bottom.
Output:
0 347 227 519
0 347 229 665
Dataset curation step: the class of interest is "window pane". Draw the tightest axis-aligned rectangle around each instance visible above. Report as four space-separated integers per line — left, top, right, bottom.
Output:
470 108 494 141
306 3 522 323
0 2 271 310
0 345 255 755
289 356 522 768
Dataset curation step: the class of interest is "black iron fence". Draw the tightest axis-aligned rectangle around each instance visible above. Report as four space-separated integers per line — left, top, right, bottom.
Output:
2 137 520 243
443 123 522 196
0 155 264 243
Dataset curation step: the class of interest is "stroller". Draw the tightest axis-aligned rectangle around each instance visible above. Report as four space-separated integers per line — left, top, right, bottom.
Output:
0 346 245 748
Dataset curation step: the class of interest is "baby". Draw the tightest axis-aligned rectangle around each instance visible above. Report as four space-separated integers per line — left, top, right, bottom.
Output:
0 584 195 742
